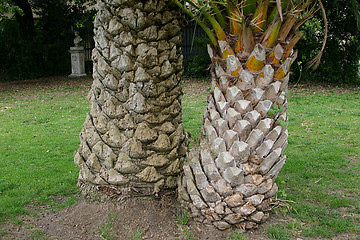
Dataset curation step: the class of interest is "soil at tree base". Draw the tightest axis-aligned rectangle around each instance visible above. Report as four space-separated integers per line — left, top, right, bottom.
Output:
0 194 268 239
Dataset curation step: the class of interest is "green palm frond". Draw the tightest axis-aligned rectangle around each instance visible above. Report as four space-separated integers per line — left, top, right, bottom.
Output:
306 0 327 70
173 0 328 69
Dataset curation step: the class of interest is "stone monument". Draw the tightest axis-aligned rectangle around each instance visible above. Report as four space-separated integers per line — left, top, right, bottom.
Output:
69 32 87 78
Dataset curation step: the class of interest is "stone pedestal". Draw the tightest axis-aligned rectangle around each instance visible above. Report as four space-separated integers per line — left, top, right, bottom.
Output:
69 46 86 78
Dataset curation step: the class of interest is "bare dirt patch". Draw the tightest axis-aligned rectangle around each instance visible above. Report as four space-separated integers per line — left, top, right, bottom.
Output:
1 197 358 240
1 194 289 240
289 82 360 96
182 78 210 97
0 76 93 92
348 156 360 168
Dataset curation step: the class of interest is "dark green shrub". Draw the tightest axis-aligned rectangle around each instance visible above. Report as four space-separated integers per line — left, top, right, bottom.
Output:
183 37 211 78
292 0 360 84
183 55 211 78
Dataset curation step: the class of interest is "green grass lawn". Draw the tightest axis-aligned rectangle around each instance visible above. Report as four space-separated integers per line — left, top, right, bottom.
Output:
0 80 88 221
0 78 359 239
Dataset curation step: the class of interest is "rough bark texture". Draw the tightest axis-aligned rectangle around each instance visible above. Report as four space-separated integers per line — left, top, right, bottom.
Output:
178 43 290 230
74 0 188 199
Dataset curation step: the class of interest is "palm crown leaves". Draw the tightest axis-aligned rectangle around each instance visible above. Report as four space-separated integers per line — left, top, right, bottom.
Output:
172 0 328 70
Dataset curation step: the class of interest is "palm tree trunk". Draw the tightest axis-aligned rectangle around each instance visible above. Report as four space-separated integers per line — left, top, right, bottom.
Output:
178 44 290 230
74 0 188 199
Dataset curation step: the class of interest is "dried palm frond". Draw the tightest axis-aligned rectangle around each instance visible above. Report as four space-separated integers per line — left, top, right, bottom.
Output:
307 0 327 69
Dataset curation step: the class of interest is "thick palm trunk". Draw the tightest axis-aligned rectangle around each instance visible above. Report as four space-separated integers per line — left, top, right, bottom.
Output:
74 0 188 199
178 43 290 230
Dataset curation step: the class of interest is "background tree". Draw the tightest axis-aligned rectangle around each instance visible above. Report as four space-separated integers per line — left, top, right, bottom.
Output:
174 0 327 230
0 0 94 81
12 0 35 40
294 0 360 84
74 0 188 199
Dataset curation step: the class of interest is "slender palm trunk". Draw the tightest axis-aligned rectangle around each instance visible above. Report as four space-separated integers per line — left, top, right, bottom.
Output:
178 43 290 230
74 0 188 199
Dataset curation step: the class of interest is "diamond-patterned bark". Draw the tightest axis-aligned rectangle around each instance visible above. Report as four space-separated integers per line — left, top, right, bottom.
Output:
178 45 290 230
75 0 188 198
